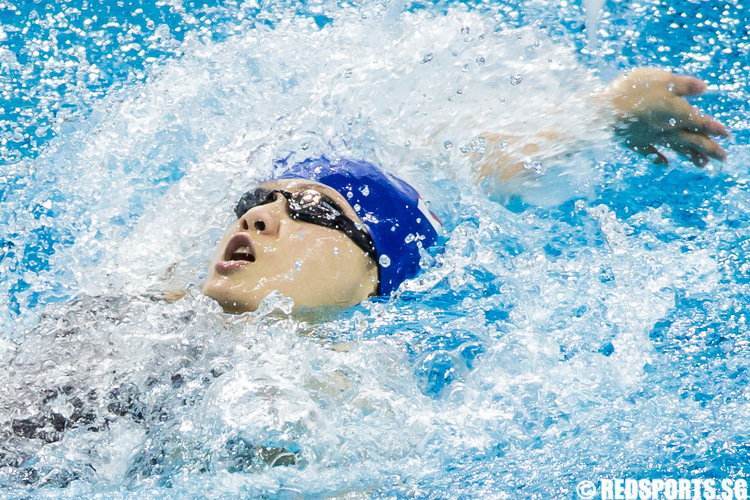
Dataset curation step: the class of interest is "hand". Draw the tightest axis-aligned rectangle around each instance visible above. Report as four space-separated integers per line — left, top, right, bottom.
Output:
609 67 729 167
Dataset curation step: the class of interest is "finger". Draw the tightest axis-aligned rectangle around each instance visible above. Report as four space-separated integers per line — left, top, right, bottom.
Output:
665 97 729 137
671 143 708 167
675 130 727 161
677 107 730 138
670 75 707 97
691 151 710 168
688 114 730 138
626 142 670 165
647 145 668 165
670 139 719 167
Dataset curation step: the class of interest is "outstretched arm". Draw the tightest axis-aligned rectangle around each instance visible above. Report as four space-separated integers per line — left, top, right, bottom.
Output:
472 67 729 185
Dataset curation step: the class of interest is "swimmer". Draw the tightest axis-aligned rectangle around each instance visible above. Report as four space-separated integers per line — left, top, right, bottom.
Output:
202 68 729 314
201 157 442 313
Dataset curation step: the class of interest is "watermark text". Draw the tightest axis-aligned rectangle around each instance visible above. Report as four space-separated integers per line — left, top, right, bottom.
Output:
576 478 748 500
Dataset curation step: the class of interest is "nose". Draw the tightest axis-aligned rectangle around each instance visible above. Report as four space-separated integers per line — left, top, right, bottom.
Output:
238 196 287 235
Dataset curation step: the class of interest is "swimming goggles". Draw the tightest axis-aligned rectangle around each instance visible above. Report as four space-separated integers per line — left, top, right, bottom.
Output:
234 187 377 259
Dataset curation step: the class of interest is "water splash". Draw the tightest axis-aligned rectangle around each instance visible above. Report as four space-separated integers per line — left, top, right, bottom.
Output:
1 0 749 497
582 0 606 50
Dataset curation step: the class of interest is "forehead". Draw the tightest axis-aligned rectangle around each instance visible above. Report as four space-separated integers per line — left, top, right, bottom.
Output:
258 178 361 220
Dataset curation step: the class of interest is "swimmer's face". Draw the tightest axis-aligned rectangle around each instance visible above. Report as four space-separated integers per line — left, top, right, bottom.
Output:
202 179 379 313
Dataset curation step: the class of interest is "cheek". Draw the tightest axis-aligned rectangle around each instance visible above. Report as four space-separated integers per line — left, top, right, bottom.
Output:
293 233 360 271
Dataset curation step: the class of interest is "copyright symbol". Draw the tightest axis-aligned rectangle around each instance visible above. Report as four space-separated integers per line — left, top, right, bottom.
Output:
576 480 596 499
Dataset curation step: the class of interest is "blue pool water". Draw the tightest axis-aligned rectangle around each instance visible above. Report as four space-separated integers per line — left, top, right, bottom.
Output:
1 0 749 498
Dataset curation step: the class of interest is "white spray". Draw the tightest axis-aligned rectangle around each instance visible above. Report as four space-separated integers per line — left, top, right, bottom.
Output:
582 0 606 50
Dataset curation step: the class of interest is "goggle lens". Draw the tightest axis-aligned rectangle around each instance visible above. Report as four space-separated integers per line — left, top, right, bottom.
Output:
234 188 376 258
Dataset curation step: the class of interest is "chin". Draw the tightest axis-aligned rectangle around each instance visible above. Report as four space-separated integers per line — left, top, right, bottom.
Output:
201 281 257 314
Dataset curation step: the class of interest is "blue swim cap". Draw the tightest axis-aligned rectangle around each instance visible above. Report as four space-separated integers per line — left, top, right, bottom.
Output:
272 157 441 296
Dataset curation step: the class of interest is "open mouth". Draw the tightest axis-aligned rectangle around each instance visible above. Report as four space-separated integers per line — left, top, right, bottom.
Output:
223 233 256 263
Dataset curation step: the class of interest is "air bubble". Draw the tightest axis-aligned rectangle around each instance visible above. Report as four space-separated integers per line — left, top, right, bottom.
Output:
669 118 677 126
444 140 453 150
475 56 485 65
421 53 433 64
510 74 524 85
379 254 391 267
359 185 370 196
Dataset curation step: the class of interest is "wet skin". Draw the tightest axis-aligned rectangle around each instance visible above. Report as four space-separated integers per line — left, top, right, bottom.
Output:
202 179 378 313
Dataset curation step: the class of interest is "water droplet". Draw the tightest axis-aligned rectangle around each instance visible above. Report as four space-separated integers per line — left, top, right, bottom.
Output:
510 74 524 85
379 254 391 268
461 26 470 35
470 135 486 154
343 68 352 78
301 142 309 150
421 53 433 64
294 261 302 271
668 82 675 92
523 160 544 173
443 140 454 150
332 247 339 255
404 140 411 148
459 145 469 153
475 56 485 65
499 140 508 150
